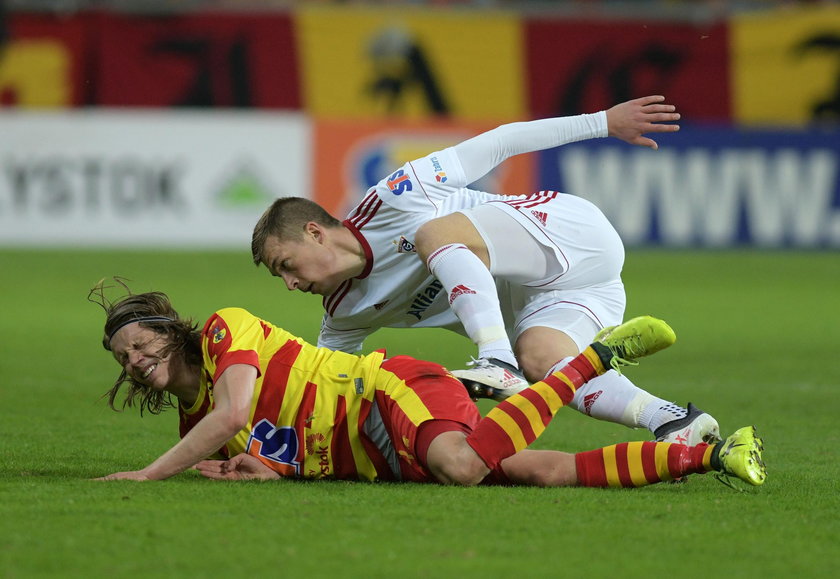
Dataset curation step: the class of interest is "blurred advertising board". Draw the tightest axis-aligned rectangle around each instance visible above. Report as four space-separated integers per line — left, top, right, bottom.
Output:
312 118 534 217
524 18 731 123
0 13 87 107
295 6 525 120
92 11 301 109
732 5 840 126
538 125 840 248
0 111 310 247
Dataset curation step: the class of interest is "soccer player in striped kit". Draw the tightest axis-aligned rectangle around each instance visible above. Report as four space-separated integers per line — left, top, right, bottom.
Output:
252 95 719 447
91 286 764 488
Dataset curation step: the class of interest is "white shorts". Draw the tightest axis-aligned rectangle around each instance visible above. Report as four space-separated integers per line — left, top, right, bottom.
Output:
460 194 627 351
499 280 626 351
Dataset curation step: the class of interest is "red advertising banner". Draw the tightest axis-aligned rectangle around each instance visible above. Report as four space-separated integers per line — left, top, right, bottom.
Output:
1 13 88 107
91 12 300 109
524 18 731 122
313 119 534 217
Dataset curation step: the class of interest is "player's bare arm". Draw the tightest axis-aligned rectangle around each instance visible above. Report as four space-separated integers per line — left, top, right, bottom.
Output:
606 95 681 150
95 364 257 481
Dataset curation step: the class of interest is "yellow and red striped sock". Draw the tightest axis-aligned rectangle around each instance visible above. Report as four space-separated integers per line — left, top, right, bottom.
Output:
465 347 607 469
575 441 715 487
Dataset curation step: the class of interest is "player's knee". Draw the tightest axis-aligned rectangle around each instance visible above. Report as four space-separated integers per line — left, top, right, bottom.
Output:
416 213 484 264
435 455 489 486
426 435 491 486
515 328 581 383
516 350 550 383
415 219 446 262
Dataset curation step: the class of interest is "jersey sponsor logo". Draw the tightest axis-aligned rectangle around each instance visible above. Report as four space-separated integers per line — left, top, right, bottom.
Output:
582 390 602 415
247 418 300 475
305 432 326 455
396 236 416 253
211 325 227 344
407 279 444 320
314 445 331 476
530 210 548 226
430 156 448 183
448 284 476 305
386 169 413 195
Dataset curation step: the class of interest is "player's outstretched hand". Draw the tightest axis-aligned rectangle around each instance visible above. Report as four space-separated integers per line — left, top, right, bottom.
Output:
606 95 680 150
195 453 280 481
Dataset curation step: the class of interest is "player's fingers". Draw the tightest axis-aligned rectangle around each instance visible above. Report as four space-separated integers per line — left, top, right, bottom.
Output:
195 460 231 476
196 464 235 480
634 94 666 106
645 122 680 133
642 111 680 123
194 460 220 471
634 136 659 150
641 102 676 112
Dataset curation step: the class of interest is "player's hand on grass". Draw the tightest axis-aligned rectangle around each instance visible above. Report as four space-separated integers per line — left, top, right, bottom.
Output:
606 95 680 150
195 454 280 481
93 470 151 481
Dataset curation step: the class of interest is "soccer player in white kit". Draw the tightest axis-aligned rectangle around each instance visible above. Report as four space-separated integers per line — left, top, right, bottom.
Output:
251 95 720 445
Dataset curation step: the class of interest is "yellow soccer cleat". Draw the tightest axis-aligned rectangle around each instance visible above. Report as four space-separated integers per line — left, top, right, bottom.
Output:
593 316 677 372
712 425 767 489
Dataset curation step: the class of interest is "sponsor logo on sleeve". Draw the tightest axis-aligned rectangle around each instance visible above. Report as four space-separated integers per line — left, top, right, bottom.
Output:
430 156 448 183
386 169 413 195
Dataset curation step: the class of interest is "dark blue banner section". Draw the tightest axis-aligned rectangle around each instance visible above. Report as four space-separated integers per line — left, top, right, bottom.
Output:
538 126 840 248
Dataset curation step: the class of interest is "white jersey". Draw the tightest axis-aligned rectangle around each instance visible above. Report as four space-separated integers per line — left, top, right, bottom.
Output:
317 112 612 353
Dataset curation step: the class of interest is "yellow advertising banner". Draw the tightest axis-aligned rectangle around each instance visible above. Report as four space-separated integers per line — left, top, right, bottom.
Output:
0 40 72 107
732 6 840 125
296 6 525 120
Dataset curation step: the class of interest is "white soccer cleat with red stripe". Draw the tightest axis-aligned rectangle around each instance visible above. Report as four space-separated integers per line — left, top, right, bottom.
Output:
452 357 529 402
654 403 721 445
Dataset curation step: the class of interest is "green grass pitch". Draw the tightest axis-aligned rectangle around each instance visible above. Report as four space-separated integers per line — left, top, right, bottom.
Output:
0 248 837 577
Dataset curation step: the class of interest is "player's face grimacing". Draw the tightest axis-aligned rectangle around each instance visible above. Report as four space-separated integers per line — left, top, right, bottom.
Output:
261 233 345 296
109 324 173 391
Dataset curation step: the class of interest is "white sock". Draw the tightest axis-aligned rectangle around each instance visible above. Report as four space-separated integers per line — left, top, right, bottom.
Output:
546 358 684 431
427 243 517 367
639 401 688 432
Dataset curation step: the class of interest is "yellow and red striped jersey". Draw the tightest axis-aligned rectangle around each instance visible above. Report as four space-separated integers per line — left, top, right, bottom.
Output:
179 307 389 481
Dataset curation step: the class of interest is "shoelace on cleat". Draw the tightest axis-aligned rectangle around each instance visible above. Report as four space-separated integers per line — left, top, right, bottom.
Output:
714 438 747 491
603 333 645 373
616 333 648 359
712 435 765 491
609 354 639 373
713 471 744 491
465 356 488 368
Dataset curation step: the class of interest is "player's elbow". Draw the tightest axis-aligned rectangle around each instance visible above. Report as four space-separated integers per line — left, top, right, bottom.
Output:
217 407 250 436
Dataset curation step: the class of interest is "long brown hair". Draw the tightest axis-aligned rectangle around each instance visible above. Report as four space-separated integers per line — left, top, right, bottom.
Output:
88 278 202 415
